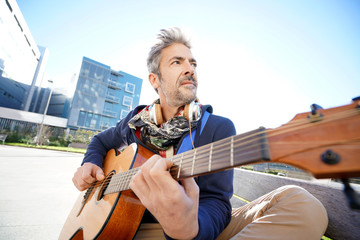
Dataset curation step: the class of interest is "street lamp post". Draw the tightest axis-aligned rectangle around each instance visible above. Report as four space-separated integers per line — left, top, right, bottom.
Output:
36 80 53 145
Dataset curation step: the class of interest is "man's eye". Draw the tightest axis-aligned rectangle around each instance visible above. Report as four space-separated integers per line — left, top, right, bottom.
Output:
172 61 180 65
191 62 197 67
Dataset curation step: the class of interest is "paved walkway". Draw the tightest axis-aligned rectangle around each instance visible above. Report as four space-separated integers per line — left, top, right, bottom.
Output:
0 145 83 240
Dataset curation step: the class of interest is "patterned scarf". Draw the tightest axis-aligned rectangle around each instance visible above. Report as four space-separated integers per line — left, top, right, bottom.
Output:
128 100 199 151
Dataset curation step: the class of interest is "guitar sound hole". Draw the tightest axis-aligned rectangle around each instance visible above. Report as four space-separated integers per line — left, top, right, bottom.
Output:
96 170 115 201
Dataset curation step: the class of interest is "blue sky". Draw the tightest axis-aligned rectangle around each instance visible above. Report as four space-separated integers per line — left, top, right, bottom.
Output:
17 0 360 133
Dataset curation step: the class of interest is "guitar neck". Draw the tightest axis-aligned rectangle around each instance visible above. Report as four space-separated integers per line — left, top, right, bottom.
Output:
104 127 270 195
169 127 269 179
168 101 360 180
100 100 360 196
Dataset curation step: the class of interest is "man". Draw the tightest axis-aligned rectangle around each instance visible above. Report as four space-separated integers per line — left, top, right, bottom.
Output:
72 27 328 239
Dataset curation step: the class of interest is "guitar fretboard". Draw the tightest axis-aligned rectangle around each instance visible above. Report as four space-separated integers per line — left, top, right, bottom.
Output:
104 127 270 196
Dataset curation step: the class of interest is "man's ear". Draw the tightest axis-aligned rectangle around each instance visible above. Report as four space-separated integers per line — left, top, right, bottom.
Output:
149 73 160 89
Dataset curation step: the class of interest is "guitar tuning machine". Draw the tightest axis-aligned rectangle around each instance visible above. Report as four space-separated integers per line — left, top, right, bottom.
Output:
321 150 341 165
308 103 323 122
351 96 360 110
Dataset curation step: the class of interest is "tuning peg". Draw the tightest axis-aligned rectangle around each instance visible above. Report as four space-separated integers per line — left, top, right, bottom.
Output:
310 104 323 115
352 96 360 109
351 96 360 101
308 104 323 122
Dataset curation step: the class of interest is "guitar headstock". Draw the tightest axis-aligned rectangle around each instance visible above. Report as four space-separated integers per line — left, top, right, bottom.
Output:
267 98 360 179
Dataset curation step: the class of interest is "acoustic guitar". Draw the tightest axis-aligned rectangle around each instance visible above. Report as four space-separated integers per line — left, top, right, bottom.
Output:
59 99 360 240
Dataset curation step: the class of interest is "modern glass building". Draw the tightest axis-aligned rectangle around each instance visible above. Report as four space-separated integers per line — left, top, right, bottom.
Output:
67 57 142 131
1 0 142 134
0 0 68 131
0 0 45 106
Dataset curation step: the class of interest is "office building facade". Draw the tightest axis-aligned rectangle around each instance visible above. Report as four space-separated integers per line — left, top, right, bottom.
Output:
67 57 142 131
0 0 47 108
0 0 68 131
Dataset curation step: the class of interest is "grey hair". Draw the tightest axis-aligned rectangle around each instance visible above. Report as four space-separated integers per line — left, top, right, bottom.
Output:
147 27 192 76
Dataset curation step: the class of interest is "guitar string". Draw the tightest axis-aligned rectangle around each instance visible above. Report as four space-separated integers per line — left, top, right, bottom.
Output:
109 136 360 193
106 138 360 194
100 132 266 192
103 108 360 193
94 107 360 194
109 136 360 192
97 136 359 192
91 137 360 196
104 146 269 194
168 106 359 171
105 135 360 194
171 138 360 173
111 108 354 190
109 105 359 185
106 132 271 190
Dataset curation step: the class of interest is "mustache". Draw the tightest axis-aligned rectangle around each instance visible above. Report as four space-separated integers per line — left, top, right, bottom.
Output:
179 75 198 87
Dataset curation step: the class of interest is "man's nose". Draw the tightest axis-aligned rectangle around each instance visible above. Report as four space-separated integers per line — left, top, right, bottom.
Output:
183 59 195 75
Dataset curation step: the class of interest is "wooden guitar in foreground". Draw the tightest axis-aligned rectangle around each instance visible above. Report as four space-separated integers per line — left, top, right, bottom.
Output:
59 99 360 240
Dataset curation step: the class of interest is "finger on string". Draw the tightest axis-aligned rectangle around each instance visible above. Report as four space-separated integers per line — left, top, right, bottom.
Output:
95 168 105 181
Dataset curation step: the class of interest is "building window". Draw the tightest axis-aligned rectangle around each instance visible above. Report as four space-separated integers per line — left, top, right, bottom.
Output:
125 82 135 94
92 114 100 129
77 111 86 126
110 74 118 82
77 111 101 129
80 62 90 77
120 109 130 119
123 96 133 107
94 66 105 81
85 112 93 127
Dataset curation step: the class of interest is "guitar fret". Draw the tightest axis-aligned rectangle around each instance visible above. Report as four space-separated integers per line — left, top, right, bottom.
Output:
126 168 137 190
127 171 133 189
230 136 234 166
177 153 184 179
122 171 129 191
118 174 124 192
209 143 213 172
120 172 126 192
191 149 197 175
104 168 140 196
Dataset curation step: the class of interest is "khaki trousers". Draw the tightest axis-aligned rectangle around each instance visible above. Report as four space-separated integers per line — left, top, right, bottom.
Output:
217 185 328 240
135 185 328 240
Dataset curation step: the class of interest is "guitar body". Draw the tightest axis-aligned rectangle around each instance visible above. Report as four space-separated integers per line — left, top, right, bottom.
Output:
59 143 154 240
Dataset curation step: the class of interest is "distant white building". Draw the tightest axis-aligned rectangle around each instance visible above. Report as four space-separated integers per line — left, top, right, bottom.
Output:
0 0 68 130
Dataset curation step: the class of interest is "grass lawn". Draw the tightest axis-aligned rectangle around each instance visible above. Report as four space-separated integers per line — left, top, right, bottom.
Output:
3 142 86 154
